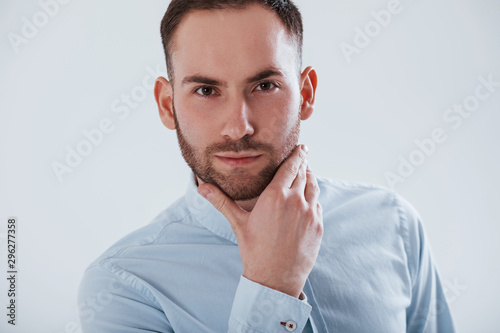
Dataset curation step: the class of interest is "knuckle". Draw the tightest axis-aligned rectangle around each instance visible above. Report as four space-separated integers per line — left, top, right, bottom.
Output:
315 182 321 194
270 186 288 200
317 203 323 215
295 146 304 159
213 196 227 212
309 178 319 191
289 192 305 208
315 221 324 237
285 164 299 177
298 150 305 160
299 164 307 177
315 204 323 219
304 209 315 222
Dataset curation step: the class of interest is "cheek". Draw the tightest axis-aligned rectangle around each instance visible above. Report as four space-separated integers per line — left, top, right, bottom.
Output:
256 91 300 137
175 100 218 147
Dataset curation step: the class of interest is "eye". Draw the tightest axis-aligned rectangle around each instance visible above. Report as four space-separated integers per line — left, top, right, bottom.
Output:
255 81 277 91
195 86 217 97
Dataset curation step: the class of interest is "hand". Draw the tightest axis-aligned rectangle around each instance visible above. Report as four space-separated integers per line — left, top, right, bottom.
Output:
197 144 323 298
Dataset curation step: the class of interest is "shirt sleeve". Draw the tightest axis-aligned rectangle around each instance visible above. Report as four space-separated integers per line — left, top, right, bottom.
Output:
78 263 172 333
396 194 457 333
228 276 312 332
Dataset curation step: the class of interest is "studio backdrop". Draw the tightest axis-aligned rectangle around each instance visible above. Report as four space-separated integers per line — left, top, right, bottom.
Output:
1 0 499 332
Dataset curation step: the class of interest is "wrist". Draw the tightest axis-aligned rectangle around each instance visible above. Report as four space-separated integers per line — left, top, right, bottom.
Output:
242 273 304 298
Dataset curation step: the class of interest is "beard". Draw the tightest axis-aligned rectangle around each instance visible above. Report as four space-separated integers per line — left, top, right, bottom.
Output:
172 100 301 201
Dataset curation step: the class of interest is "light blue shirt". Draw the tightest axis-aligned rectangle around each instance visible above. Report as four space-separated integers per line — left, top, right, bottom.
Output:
78 173 456 332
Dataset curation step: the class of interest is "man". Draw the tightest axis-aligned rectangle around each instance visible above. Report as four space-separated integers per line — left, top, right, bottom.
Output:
78 0 456 332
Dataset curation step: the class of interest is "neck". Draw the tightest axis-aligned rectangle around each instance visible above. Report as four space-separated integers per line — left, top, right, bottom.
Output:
195 175 258 212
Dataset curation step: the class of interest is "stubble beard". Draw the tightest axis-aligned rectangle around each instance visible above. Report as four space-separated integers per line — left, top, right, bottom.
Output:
172 100 301 201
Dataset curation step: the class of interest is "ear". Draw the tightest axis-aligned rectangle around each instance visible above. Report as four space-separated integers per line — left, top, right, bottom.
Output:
154 76 176 130
298 66 318 121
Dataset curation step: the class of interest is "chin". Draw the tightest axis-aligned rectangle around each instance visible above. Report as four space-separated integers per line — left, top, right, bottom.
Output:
198 171 270 201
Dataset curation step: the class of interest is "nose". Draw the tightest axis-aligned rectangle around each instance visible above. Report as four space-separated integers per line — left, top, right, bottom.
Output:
220 95 255 140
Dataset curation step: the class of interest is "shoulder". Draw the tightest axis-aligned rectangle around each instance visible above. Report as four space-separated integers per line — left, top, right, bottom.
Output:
316 175 425 276
316 175 391 194
85 195 194 269
316 174 422 241
78 196 195 310
316 175 401 209
316 176 420 223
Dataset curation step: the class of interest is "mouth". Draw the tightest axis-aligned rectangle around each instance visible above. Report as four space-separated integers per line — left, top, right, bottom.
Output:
214 153 263 167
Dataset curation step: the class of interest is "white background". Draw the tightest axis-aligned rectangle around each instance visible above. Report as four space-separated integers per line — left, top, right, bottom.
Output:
1 0 499 332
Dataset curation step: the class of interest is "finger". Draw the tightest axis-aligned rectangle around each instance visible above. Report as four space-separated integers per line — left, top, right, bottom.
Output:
290 157 308 193
197 183 248 234
304 169 320 204
272 144 308 189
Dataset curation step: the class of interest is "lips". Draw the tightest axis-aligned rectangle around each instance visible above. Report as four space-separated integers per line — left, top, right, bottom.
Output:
215 153 263 167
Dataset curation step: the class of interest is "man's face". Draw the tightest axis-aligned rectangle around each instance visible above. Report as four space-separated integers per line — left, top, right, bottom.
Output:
169 4 304 201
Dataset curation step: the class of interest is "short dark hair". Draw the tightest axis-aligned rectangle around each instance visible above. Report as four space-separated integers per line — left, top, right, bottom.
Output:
160 0 303 81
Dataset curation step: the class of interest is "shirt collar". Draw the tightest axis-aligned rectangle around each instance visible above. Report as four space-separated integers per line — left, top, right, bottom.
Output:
184 172 238 244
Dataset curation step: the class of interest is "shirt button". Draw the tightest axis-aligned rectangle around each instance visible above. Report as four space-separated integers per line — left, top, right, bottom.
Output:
285 320 297 332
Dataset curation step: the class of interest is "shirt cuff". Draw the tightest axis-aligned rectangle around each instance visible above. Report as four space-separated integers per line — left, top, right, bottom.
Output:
228 276 312 332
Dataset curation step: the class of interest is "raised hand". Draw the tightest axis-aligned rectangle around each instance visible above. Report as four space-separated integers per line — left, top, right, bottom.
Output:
198 144 323 298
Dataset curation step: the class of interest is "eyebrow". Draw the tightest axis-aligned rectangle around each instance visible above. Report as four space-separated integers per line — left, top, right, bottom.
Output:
181 67 285 87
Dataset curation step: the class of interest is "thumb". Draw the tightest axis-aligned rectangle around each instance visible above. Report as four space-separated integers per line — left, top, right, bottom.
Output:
197 183 248 231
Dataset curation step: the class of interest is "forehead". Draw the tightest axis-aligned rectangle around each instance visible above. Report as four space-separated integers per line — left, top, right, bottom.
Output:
170 4 298 83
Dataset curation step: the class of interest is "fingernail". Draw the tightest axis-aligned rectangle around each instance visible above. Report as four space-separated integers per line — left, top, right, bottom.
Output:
198 187 213 199
302 144 308 153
